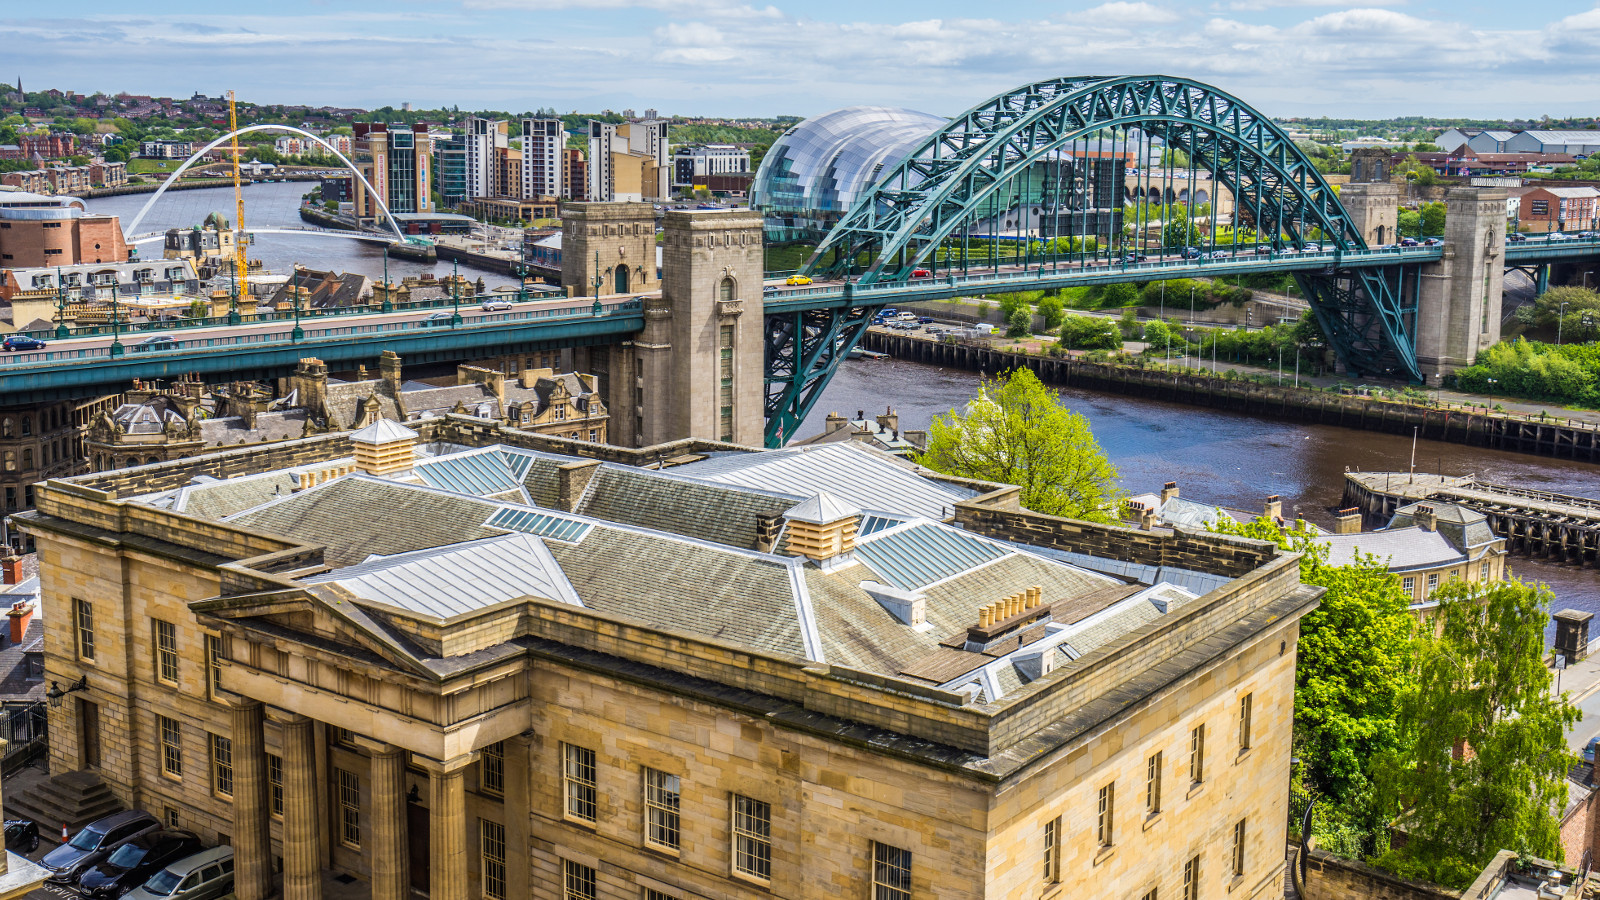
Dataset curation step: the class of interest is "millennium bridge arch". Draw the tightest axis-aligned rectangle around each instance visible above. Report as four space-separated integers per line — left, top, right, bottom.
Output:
781 76 1420 411
123 124 409 244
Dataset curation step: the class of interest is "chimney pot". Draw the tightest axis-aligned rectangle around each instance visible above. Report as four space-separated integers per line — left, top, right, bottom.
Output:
979 608 992 627
1028 586 1042 608
1161 481 1179 504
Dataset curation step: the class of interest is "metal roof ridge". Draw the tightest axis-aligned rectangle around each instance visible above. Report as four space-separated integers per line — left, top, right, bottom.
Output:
786 559 826 664
219 470 353 521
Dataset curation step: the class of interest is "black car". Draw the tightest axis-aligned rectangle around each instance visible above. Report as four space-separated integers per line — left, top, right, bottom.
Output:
79 830 203 899
131 336 178 353
40 810 160 885
5 820 38 853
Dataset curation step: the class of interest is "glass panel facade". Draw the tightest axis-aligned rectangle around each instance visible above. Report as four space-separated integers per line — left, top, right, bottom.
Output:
751 106 945 242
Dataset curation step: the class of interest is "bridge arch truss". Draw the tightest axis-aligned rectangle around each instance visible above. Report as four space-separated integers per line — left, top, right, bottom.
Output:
123 125 408 244
769 76 1421 440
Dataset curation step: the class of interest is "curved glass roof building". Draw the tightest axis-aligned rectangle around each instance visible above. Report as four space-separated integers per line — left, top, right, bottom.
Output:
752 106 946 243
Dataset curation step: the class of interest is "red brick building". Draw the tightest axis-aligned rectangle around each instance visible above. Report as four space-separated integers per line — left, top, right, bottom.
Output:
0 194 127 267
1514 186 1600 233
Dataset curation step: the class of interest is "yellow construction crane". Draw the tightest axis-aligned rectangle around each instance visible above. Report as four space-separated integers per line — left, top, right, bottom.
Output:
228 90 248 303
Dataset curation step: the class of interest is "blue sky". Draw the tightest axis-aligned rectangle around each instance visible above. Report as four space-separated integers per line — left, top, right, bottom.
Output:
8 1 1600 120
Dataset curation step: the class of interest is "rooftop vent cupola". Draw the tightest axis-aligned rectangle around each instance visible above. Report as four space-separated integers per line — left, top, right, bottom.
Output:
350 418 419 476
784 492 860 566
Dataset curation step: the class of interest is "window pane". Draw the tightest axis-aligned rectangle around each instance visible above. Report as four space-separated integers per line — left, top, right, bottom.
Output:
644 768 681 850
872 842 912 900
563 744 597 822
731 795 771 881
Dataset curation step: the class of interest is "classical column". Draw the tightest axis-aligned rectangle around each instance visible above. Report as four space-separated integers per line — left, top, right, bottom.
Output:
417 754 476 900
369 746 409 900
228 699 271 900
280 715 322 900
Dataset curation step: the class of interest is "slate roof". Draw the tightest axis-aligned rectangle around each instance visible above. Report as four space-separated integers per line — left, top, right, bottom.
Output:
176 471 300 520
575 465 794 550
545 525 811 658
324 380 401 428
674 442 972 520
227 476 502 566
198 410 310 447
1319 526 1465 571
1389 501 1498 550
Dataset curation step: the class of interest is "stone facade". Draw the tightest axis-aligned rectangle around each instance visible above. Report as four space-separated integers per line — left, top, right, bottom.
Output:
1302 849 1459 900
18 422 1318 900
560 202 658 298
1417 187 1506 379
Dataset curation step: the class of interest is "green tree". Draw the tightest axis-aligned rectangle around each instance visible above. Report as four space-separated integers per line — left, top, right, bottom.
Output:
1420 202 1446 237
1211 518 1417 812
1372 579 1579 888
1162 215 1203 248
918 368 1121 521
1005 304 1032 337
1099 281 1139 307
1036 295 1065 330
1058 314 1121 350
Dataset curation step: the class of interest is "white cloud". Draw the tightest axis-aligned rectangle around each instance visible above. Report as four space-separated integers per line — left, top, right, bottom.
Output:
1219 0 1404 10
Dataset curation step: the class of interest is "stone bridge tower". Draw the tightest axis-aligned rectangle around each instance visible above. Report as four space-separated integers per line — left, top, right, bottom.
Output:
560 202 658 297
634 209 766 446
1416 187 1506 380
1339 147 1398 248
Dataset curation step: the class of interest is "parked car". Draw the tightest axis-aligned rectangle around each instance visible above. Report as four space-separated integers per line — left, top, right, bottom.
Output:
131 336 178 353
785 275 812 286
917 316 934 324
1586 735 1600 763
125 846 234 900
41 811 161 885
2 336 45 352
5 820 38 853
80 831 204 899
480 299 513 312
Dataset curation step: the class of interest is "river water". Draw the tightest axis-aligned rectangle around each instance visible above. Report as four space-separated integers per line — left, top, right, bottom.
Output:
88 181 521 290
85 183 1600 618
802 356 1600 619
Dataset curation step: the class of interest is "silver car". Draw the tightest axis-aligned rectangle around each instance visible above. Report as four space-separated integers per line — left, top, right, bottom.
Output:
125 846 234 900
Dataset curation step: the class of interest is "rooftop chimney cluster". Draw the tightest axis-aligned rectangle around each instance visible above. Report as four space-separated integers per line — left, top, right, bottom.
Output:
978 586 1044 628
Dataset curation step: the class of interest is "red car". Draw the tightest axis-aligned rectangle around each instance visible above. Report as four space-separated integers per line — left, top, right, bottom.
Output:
910 268 932 278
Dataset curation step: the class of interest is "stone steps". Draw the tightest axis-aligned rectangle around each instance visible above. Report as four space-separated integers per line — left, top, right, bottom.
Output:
6 769 122 837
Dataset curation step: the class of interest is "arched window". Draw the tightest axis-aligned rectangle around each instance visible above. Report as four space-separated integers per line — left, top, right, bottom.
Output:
719 277 735 303
147 456 159 466
1 418 12 439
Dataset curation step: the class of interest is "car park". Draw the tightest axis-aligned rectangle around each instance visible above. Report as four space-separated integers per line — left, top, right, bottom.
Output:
2 336 45 352
480 299 513 312
785 275 812 286
132 336 178 353
42 811 161 885
80 831 204 900
125 846 235 900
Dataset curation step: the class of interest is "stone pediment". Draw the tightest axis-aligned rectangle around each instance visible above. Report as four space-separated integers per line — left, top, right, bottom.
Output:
191 588 436 679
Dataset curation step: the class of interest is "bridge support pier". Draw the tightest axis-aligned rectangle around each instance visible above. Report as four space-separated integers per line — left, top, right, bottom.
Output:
1416 186 1506 383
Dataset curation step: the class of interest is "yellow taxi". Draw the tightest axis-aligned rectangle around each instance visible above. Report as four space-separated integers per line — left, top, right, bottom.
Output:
785 275 813 286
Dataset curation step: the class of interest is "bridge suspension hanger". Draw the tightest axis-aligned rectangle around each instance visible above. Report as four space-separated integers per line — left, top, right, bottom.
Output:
228 91 249 306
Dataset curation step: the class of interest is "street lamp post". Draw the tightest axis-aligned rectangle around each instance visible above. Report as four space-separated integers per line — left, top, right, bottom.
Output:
108 276 124 357
291 265 304 342
1559 300 1570 345
54 266 69 339
450 259 463 326
380 249 393 313
228 259 241 325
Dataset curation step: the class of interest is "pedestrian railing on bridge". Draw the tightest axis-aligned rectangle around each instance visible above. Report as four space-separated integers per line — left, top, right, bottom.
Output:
0 298 643 371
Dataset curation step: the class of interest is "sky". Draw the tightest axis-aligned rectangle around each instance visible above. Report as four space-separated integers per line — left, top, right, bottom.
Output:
7 1 1600 121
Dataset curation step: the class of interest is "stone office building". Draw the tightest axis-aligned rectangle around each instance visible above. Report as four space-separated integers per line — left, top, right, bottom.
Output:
18 418 1318 900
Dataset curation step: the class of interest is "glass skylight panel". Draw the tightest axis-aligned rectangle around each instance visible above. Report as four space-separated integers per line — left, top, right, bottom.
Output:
415 452 522 497
854 523 1008 589
485 507 593 543
857 514 907 537
497 449 535 481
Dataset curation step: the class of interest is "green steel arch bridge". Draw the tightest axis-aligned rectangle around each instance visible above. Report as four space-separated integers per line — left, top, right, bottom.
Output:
0 76 1596 448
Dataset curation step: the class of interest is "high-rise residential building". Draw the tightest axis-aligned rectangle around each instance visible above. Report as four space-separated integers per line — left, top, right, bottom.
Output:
434 133 468 208
352 123 434 219
563 148 587 201
586 118 669 202
521 117 564 200
465 117 509 201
